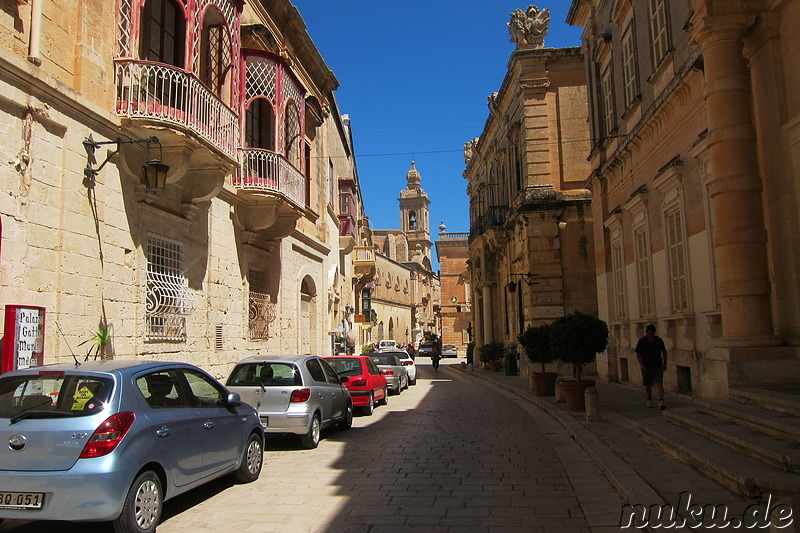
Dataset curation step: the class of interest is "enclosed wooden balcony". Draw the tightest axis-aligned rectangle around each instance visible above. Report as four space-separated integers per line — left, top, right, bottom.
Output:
353 246 376 282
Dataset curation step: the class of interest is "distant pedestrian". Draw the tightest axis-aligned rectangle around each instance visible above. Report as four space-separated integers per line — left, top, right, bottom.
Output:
431 348 441 373
635 324 668 410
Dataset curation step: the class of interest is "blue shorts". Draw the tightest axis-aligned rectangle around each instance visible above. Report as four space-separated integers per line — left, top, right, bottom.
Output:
642 366 664 386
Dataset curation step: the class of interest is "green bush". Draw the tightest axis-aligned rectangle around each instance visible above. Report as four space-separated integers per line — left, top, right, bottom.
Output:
550 311 608 382
478 342 505 363
518 324 555 372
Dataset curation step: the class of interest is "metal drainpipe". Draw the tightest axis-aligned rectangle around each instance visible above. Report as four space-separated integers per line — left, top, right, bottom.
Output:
28 0 43 66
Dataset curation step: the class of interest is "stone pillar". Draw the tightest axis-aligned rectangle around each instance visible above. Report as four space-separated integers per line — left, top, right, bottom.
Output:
482 284 494 344
693 16 777 346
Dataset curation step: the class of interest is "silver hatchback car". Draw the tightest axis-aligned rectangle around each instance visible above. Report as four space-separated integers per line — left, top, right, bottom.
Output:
369 351 409 394
226 355 353 449
0 360 264 533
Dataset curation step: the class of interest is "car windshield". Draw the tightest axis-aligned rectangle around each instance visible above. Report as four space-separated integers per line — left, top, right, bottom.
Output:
0 373 113 422
370 354 399 366
327 359 362 377
443 345 455 350
227 362 303 387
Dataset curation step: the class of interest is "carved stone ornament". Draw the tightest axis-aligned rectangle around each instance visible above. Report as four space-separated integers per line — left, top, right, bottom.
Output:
508 5 551 49
464 138 479 166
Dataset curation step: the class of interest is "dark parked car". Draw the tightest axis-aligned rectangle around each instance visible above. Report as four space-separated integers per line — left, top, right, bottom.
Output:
0 360 264 533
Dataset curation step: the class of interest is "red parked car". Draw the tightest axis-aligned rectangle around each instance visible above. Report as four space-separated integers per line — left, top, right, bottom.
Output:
325 356 388 415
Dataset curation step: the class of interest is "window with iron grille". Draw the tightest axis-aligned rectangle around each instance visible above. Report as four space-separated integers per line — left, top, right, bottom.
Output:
634 227 653 317
248 269 275 340
611 240 626 319
649 0 670 66
621 24 638 108
601 65 615 136
146 234 193 341
666 208 689 313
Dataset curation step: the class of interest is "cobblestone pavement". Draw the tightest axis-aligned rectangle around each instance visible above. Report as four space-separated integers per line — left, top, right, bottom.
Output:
0 359 630 533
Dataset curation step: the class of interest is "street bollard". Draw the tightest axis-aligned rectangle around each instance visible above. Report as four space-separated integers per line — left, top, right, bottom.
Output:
585 387 601 422
555 377 565 402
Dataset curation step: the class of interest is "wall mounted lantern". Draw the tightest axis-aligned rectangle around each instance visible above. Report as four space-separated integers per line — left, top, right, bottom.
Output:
83 134 170 192
506 272 538 293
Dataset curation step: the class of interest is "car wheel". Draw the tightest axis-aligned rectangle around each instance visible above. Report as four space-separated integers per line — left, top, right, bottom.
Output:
300 413 321 449
409 376 417 386
379 387 389 405
338 402 353 430
113 470 162 533
233 432 263 483
362 393 375 415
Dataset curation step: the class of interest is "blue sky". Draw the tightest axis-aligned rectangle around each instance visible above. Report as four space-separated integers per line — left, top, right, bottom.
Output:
290 1 582 263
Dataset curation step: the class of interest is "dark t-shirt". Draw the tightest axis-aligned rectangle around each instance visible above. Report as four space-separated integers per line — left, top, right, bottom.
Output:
635 335 666 368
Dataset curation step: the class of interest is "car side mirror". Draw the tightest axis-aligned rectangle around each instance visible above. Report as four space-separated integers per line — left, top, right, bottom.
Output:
226 392 242 406
339 376 349 384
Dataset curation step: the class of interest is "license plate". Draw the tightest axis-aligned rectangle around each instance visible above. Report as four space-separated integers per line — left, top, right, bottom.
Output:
0 492 44 510
259 416 269 428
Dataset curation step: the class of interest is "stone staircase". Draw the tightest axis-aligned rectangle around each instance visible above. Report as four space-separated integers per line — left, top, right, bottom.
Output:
636 387 800 500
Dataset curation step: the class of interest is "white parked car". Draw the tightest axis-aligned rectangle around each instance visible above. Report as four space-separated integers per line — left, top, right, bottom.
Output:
441 344 458 358
398 353 417 385
378 340 397 350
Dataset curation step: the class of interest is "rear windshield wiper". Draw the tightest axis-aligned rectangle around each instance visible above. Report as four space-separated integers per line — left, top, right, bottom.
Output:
10 410 74 425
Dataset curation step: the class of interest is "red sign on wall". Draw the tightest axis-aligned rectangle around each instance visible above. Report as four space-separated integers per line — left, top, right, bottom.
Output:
2 305 45 373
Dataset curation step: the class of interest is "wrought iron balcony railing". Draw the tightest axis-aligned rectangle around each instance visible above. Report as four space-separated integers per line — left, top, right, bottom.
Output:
469 205 509 241
235 148 307 208
115 59 239 158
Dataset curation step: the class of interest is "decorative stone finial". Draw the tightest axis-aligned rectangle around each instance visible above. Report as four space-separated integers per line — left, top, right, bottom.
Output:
508 5 550 49
406 160 421 189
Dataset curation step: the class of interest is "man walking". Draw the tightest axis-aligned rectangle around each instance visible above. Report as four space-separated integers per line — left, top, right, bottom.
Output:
635 324 668 410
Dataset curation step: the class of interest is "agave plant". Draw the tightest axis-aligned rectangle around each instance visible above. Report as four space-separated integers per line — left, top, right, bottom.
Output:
78 322 113 361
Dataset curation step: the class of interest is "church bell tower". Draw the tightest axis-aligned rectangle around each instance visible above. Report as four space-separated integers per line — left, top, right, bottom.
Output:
399 161 432 261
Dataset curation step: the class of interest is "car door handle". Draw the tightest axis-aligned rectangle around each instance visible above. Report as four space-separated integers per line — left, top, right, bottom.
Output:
155 426 170 438
203 421 214 430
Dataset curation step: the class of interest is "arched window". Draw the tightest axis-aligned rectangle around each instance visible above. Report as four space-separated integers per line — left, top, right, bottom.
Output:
140 0 186 68
199 7 232 102
409 211 417 230
245 97 275 150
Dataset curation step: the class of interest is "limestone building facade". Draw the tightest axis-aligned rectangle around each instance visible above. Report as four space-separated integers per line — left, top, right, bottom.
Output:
567 0 800 397
0 0 374 377
435 223 472 356
464 7 597 374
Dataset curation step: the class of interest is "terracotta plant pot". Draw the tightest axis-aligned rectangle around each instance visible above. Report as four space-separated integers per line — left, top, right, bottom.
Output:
559 379 596 411
530 372 559 396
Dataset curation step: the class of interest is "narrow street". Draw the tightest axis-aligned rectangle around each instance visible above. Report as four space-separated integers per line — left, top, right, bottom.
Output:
1 359 627 532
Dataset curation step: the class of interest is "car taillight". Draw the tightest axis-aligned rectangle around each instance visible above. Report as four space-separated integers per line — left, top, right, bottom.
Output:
382 370 395 376
351 379 367 387
290 388 311 402
405 361 414 366
79 412 135 459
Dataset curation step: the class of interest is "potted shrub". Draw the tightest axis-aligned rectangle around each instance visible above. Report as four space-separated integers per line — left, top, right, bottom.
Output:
550 311 608 411
518 324 558 396
478 342 504 371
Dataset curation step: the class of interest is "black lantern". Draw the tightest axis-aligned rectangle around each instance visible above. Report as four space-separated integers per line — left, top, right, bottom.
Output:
84 134 170 193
